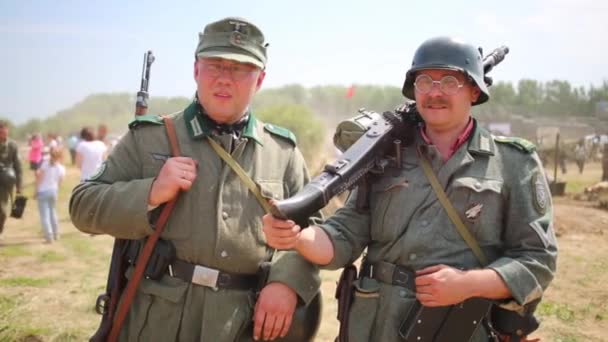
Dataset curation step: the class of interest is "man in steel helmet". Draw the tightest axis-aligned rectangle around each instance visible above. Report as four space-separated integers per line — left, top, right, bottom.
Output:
262 36 557 341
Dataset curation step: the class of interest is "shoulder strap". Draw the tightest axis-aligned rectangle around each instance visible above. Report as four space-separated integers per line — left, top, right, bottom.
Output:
417 149 488 266
206 137 272 214
108 116 182 342
206 137 277 266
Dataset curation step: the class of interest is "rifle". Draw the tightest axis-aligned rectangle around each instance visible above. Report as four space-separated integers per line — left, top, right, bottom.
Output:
269 46 509 225
90 50 155 342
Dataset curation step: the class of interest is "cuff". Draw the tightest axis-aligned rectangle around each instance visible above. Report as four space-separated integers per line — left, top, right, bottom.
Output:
488 257 543 307
267 250 321 305
317 223 351 270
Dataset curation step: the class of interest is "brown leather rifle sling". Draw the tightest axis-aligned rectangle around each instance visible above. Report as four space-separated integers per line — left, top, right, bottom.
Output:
107 116 182 342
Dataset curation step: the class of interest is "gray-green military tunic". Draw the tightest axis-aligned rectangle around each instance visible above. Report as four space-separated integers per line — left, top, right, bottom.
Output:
69 101 321 341
0 138 22 233
320 121 557 342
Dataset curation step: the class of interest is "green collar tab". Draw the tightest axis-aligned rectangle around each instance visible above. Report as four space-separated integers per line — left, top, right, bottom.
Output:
183 101 262 145
467 121 495 156
128 115 164 130
264 123 296 146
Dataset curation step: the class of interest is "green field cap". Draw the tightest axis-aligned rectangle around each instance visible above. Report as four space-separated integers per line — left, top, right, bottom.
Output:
195 17 268 68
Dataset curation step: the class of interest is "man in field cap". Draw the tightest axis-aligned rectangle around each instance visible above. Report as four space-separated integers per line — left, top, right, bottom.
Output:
70 17 321 341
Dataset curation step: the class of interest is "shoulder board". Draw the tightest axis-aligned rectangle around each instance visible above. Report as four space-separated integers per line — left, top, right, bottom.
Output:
128 114 164 130
493 136 536 153
264 123 297 146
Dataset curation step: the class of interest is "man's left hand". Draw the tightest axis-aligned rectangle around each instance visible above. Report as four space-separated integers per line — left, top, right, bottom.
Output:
415 264 471 306
253 282 298 341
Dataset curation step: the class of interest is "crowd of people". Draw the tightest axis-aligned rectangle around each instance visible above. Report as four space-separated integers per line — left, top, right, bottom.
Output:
0 123 116 243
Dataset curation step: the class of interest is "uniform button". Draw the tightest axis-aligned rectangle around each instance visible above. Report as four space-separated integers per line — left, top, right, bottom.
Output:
474 182 482 190
399 289 407 297
421 220 428 227
220 250 228 258
409 254 417 261
222 212 229 220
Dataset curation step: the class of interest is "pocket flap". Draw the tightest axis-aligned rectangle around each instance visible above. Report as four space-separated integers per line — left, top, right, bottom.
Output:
372 175 410 193
257 180 284 200
453 177 503 194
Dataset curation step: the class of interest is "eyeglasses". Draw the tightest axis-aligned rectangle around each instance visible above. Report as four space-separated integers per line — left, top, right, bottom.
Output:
200 62 259 81
414 74 464 95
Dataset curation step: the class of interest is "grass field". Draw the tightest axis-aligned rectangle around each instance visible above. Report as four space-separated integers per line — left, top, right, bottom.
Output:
1 160 607 341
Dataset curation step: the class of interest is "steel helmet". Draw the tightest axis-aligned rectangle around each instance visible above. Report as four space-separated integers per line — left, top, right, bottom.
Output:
402 36 489 105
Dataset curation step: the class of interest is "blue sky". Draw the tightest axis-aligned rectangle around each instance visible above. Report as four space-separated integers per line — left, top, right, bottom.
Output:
2 0 607 123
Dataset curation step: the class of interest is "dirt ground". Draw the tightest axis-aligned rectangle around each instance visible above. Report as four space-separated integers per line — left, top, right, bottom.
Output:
1 161 607 341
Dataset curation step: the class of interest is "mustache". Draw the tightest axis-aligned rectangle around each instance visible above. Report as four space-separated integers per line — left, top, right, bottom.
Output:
422 98 449 107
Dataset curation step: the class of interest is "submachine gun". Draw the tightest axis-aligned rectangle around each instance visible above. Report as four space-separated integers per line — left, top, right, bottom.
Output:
269 46 509 225
90 50 155 342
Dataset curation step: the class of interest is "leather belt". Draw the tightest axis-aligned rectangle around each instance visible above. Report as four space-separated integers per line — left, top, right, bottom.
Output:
169 259 258 290
361 260 416 290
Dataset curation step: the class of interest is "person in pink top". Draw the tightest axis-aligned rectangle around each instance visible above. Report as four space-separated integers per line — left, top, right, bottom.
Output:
28 133 44 171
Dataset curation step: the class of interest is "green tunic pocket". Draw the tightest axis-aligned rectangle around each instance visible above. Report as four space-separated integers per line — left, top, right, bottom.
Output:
442 177 504 243
369 175 411 242
348 277 380 342
124 273 189 341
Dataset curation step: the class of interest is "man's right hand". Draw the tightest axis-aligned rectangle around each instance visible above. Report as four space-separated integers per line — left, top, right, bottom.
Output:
148 157 197 206
262 214 301 250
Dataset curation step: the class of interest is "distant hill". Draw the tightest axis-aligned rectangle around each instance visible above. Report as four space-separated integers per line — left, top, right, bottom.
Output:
10 93 191 139
8 79 608 145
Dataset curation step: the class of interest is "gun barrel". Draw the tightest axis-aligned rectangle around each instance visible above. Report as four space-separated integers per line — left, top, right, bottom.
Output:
135 50 155 116
483 46 509 74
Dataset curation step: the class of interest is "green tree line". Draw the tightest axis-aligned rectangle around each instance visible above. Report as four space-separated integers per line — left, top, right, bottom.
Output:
3 78 608 154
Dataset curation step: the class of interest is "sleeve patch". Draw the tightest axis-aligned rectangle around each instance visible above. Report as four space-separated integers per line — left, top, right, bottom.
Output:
86 161 107 181
532 173 548 215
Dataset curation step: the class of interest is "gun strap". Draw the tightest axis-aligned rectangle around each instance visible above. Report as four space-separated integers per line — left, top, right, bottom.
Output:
417 148 488 266
206 136 272 214
108 116 182 342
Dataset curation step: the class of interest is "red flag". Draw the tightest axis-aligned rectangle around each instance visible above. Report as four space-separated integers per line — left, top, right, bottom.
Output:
345 85 355 99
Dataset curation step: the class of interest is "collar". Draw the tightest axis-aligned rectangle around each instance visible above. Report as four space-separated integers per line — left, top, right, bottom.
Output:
183 100 263 145
420 118 475 159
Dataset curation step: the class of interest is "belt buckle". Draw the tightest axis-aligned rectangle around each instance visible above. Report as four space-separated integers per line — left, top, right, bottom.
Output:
393 265 412 288
192 265 220 289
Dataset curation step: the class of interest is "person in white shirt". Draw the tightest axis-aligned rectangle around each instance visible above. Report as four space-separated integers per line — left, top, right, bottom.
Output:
35 147 66 242
76 127 108 182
